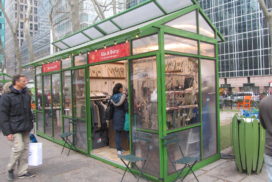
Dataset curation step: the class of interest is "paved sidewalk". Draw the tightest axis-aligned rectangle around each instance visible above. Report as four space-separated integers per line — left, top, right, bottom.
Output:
0 135 268 182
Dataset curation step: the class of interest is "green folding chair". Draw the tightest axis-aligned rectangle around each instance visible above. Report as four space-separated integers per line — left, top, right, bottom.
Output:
162 134 199 182
118 132 153 182
60 119 76 156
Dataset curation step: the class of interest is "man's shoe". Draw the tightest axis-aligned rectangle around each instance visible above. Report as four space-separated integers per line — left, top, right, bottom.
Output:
18 172 35 178
7 170 14 181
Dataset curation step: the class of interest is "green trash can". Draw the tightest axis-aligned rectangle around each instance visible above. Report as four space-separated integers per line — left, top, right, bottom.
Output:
231 114 265 174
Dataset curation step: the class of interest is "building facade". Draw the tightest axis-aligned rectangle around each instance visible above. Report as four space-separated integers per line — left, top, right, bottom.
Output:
126 0 272 93
0 0 5 69
21 0 51 68
199 0 272 93
5 0 39 75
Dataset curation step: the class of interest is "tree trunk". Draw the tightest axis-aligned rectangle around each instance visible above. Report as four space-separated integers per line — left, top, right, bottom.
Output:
258 0 272 74
68 0 80 32
25 0 34 63
0 2 22 74
113 0 116 15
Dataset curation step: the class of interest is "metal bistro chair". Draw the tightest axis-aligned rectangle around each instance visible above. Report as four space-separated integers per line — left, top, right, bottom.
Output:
60 119 76 156
162 134 199 182
118 132 153 182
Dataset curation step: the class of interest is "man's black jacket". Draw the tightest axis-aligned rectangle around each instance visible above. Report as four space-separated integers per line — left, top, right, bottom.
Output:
0 86 33 136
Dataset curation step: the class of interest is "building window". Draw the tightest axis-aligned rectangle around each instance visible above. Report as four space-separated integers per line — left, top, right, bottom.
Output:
20 5 24 11
30 15 33 21
20 13 23 19
14 3 17 10
15 12 17 18
30 23 33 30
20 31 24 38
34 16 37 22
20 22 24 29
34 24 38 31
34 0 37 6
34 7 37 14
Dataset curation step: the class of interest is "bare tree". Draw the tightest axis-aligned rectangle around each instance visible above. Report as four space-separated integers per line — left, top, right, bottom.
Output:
0 2 22 73
67 0 81 32
24 0 34 63
258 0 272 72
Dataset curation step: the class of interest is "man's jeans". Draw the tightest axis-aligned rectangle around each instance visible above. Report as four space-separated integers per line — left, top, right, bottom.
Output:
7 132 29 176
264 154 272 182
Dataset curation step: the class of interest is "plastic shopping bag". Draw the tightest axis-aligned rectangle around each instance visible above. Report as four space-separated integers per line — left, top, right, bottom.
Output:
28 143 43 166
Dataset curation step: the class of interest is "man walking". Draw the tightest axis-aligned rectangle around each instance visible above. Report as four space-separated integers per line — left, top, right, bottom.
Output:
0 75 34 180
259 95 272 182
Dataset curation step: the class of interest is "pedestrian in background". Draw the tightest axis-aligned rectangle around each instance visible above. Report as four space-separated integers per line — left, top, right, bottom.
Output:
0 75 35 181
111 83 128 156
259 95 272 182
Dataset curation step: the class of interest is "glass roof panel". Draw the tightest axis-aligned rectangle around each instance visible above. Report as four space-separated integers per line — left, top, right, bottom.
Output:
156 0 193 13
112 2 164 29
97 21 119 34
165 11 197 33
62 33 90 47
83 27 103 39
54 42 69 50
199 13 215 38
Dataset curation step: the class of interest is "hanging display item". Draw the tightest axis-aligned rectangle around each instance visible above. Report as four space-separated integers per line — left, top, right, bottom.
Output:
88 42 130 63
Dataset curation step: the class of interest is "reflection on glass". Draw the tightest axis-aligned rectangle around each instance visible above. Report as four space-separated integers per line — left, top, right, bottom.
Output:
131 56 158 130
44 75 52 136
64 118 73 142
201 60 217 158
132 34 158 55
200 42 215 57
37 112 44 132
165 11 197 33
62 57 71 69
72 69 87 151
74 54 87 66
132 131 160 177
75 118 88 151
167 127 200 174
36 66 42 74
72 69 86 119
63 71 72 116
164 34 198 54
52 74 62 139
199 14 215 38
36 76 43 111
165 55 199 129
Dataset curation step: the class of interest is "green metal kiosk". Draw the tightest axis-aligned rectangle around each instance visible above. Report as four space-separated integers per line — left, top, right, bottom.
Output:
25 1 223 181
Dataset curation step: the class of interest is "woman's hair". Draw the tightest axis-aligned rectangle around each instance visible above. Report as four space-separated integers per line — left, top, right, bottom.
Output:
112 83 123 95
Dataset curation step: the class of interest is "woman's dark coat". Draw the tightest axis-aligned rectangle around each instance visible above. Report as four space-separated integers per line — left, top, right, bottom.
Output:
111 93 128 131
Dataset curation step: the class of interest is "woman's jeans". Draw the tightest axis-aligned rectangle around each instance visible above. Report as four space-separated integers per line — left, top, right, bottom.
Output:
265 154 272 182
115 130 129 151
115 130 123 151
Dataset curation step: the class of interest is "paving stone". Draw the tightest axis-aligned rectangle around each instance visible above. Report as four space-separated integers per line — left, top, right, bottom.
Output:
183 169 207 182
206 160 247 182
202 159 228 171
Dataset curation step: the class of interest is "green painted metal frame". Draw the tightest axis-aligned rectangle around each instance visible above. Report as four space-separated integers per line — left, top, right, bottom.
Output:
31 4 222 182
